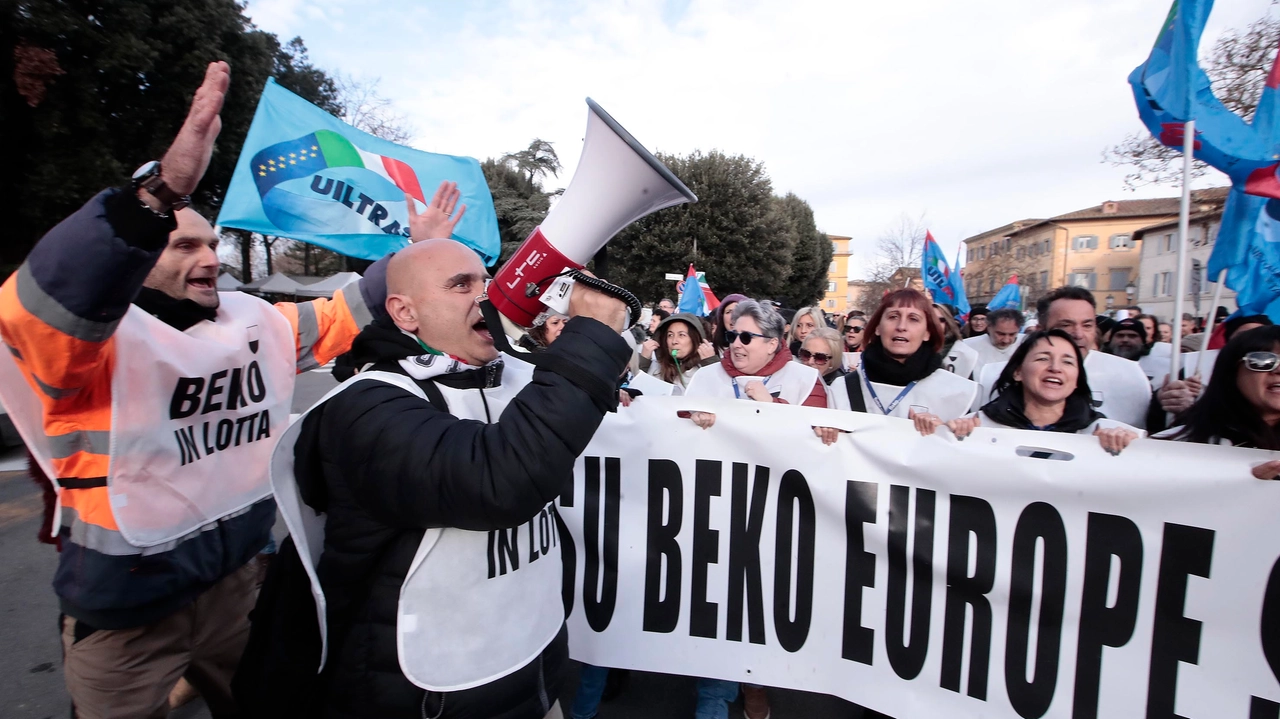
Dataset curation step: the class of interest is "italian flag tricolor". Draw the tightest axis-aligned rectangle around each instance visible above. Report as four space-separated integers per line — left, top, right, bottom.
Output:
312 130 426 204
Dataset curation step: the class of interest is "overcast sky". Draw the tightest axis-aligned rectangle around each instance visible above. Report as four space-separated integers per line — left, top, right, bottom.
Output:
244 0 1273 279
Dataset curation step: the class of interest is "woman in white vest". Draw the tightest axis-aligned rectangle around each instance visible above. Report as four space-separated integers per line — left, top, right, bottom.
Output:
646 312 718 391
830 289 978 435
936 329 1143 452
684 299 828 409
673 298 829 719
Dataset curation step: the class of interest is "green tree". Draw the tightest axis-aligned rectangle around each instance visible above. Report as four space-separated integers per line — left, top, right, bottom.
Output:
606 150 793 303
481 142 560 266
771 193 833 308
0 0 339 276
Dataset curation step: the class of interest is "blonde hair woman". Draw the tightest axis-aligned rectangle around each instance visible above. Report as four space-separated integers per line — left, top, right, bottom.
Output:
787 306 827 356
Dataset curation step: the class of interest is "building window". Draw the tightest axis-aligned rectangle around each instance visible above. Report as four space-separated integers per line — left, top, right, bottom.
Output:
1039 270 1049 289
988 277 996 293
827 281 837 292
1044 239 1051 254
832 241 840 253
1068 271 1097 290
1016 247 1024 259
1072 235 1099 251
1155 271 1175 296
829 261 837 273
827 299 836 309
1162 233 1174 253
1108 268 1131 290
1109 234 1133 250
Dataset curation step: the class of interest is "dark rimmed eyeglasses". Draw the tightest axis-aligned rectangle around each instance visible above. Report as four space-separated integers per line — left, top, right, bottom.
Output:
798 349 833 363
1241 351 1280 372
847 325 865 333
726 330 769 345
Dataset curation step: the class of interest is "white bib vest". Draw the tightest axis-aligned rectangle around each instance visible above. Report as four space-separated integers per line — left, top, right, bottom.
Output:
683 360 821 405
272 362 565 692
0 291 294 547
942 340 979 379
964 333 1024 378
830 369 978 421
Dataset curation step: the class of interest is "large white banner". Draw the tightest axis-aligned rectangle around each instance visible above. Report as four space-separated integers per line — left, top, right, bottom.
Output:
551 396 1280 719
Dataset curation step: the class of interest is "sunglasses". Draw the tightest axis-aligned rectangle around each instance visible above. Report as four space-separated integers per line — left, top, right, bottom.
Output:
726 330 769 345
1241 351 1280 372
798 349 832 363
847 326 865 333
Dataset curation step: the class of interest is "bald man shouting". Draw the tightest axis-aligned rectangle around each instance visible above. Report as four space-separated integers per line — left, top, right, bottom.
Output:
277 238 630 719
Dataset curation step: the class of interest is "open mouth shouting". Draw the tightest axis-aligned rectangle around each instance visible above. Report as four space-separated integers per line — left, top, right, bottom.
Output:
472 317 492 342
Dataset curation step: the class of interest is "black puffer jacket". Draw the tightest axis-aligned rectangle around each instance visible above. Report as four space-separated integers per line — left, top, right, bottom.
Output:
294 316 630 719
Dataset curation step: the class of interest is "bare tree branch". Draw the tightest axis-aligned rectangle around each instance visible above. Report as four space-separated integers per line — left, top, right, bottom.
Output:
1103 6 1280 189
335 75 414 144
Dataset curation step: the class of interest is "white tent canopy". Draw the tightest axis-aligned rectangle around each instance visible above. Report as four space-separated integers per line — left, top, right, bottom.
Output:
242 272 307 295
293 271 362 298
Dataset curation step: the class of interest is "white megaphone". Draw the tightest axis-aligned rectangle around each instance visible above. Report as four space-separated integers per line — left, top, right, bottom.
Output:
488 98 698 327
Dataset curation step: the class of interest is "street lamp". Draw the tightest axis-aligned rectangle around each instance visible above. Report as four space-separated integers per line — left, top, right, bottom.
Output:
1125 281 1137 304
1105 295 1115 315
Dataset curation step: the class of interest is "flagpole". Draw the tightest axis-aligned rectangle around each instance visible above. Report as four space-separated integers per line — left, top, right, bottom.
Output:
1169 120 1194 381
1196 269 1226 375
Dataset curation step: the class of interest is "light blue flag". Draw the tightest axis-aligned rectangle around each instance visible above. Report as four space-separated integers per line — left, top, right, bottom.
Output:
217 78 500 263
1129 0 1280 319
988 276 1021 311
922 232 970 318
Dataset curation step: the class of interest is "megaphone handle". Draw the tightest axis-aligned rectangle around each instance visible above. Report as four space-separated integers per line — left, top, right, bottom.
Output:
563 270 643 328
478 298 620 411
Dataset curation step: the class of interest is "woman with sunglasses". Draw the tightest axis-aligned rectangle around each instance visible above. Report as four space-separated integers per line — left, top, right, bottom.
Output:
799 327 847 385
1158 326 1280 479
710 293 748 353
830 289 978 435
939 329 1142 453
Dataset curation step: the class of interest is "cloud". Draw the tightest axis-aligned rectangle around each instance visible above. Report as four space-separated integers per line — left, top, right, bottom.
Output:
244 0 1274 278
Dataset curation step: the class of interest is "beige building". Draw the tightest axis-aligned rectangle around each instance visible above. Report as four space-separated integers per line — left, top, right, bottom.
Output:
823 234 853 314
1132 207 1237 322
962 189 1229 313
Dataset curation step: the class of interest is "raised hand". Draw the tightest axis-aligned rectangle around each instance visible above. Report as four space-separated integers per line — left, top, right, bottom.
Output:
407 180 468 242
159 61 230 197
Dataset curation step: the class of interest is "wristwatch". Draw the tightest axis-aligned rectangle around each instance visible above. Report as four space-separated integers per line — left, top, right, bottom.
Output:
131 161 191 213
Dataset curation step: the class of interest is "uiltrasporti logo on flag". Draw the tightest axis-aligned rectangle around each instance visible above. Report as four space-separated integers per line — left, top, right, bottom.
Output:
217 78 501 264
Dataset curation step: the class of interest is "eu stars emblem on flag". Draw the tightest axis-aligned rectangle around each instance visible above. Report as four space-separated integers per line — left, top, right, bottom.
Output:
251 134 325 197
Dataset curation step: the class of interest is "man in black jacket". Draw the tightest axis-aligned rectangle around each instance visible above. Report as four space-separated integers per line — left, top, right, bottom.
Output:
289 239 630 719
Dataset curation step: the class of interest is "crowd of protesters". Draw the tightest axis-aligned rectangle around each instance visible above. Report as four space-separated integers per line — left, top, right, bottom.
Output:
4 60 1280 719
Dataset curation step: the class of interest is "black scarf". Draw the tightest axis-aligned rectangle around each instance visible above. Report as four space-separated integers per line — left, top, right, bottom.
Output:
133 287 218 331
980 387 1102 433
861 342 943 386
347 317 503 389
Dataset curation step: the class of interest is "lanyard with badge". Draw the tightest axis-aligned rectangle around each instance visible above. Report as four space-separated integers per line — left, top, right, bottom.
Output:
863 376 917 415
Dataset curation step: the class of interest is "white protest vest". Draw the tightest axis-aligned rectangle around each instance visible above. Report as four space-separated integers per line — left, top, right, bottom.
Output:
973 410 1145 438
1 291 294 547
830 368 977 421
271 362 565 692
963 333 1023 378
976 350 1152 428
942 340 978 379
684 360 821 405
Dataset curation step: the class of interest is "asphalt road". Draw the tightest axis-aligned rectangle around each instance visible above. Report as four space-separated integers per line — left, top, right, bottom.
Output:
0 369 868 719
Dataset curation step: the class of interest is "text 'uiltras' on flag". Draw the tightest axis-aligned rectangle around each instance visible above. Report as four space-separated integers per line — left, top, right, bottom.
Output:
217 78 501 263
